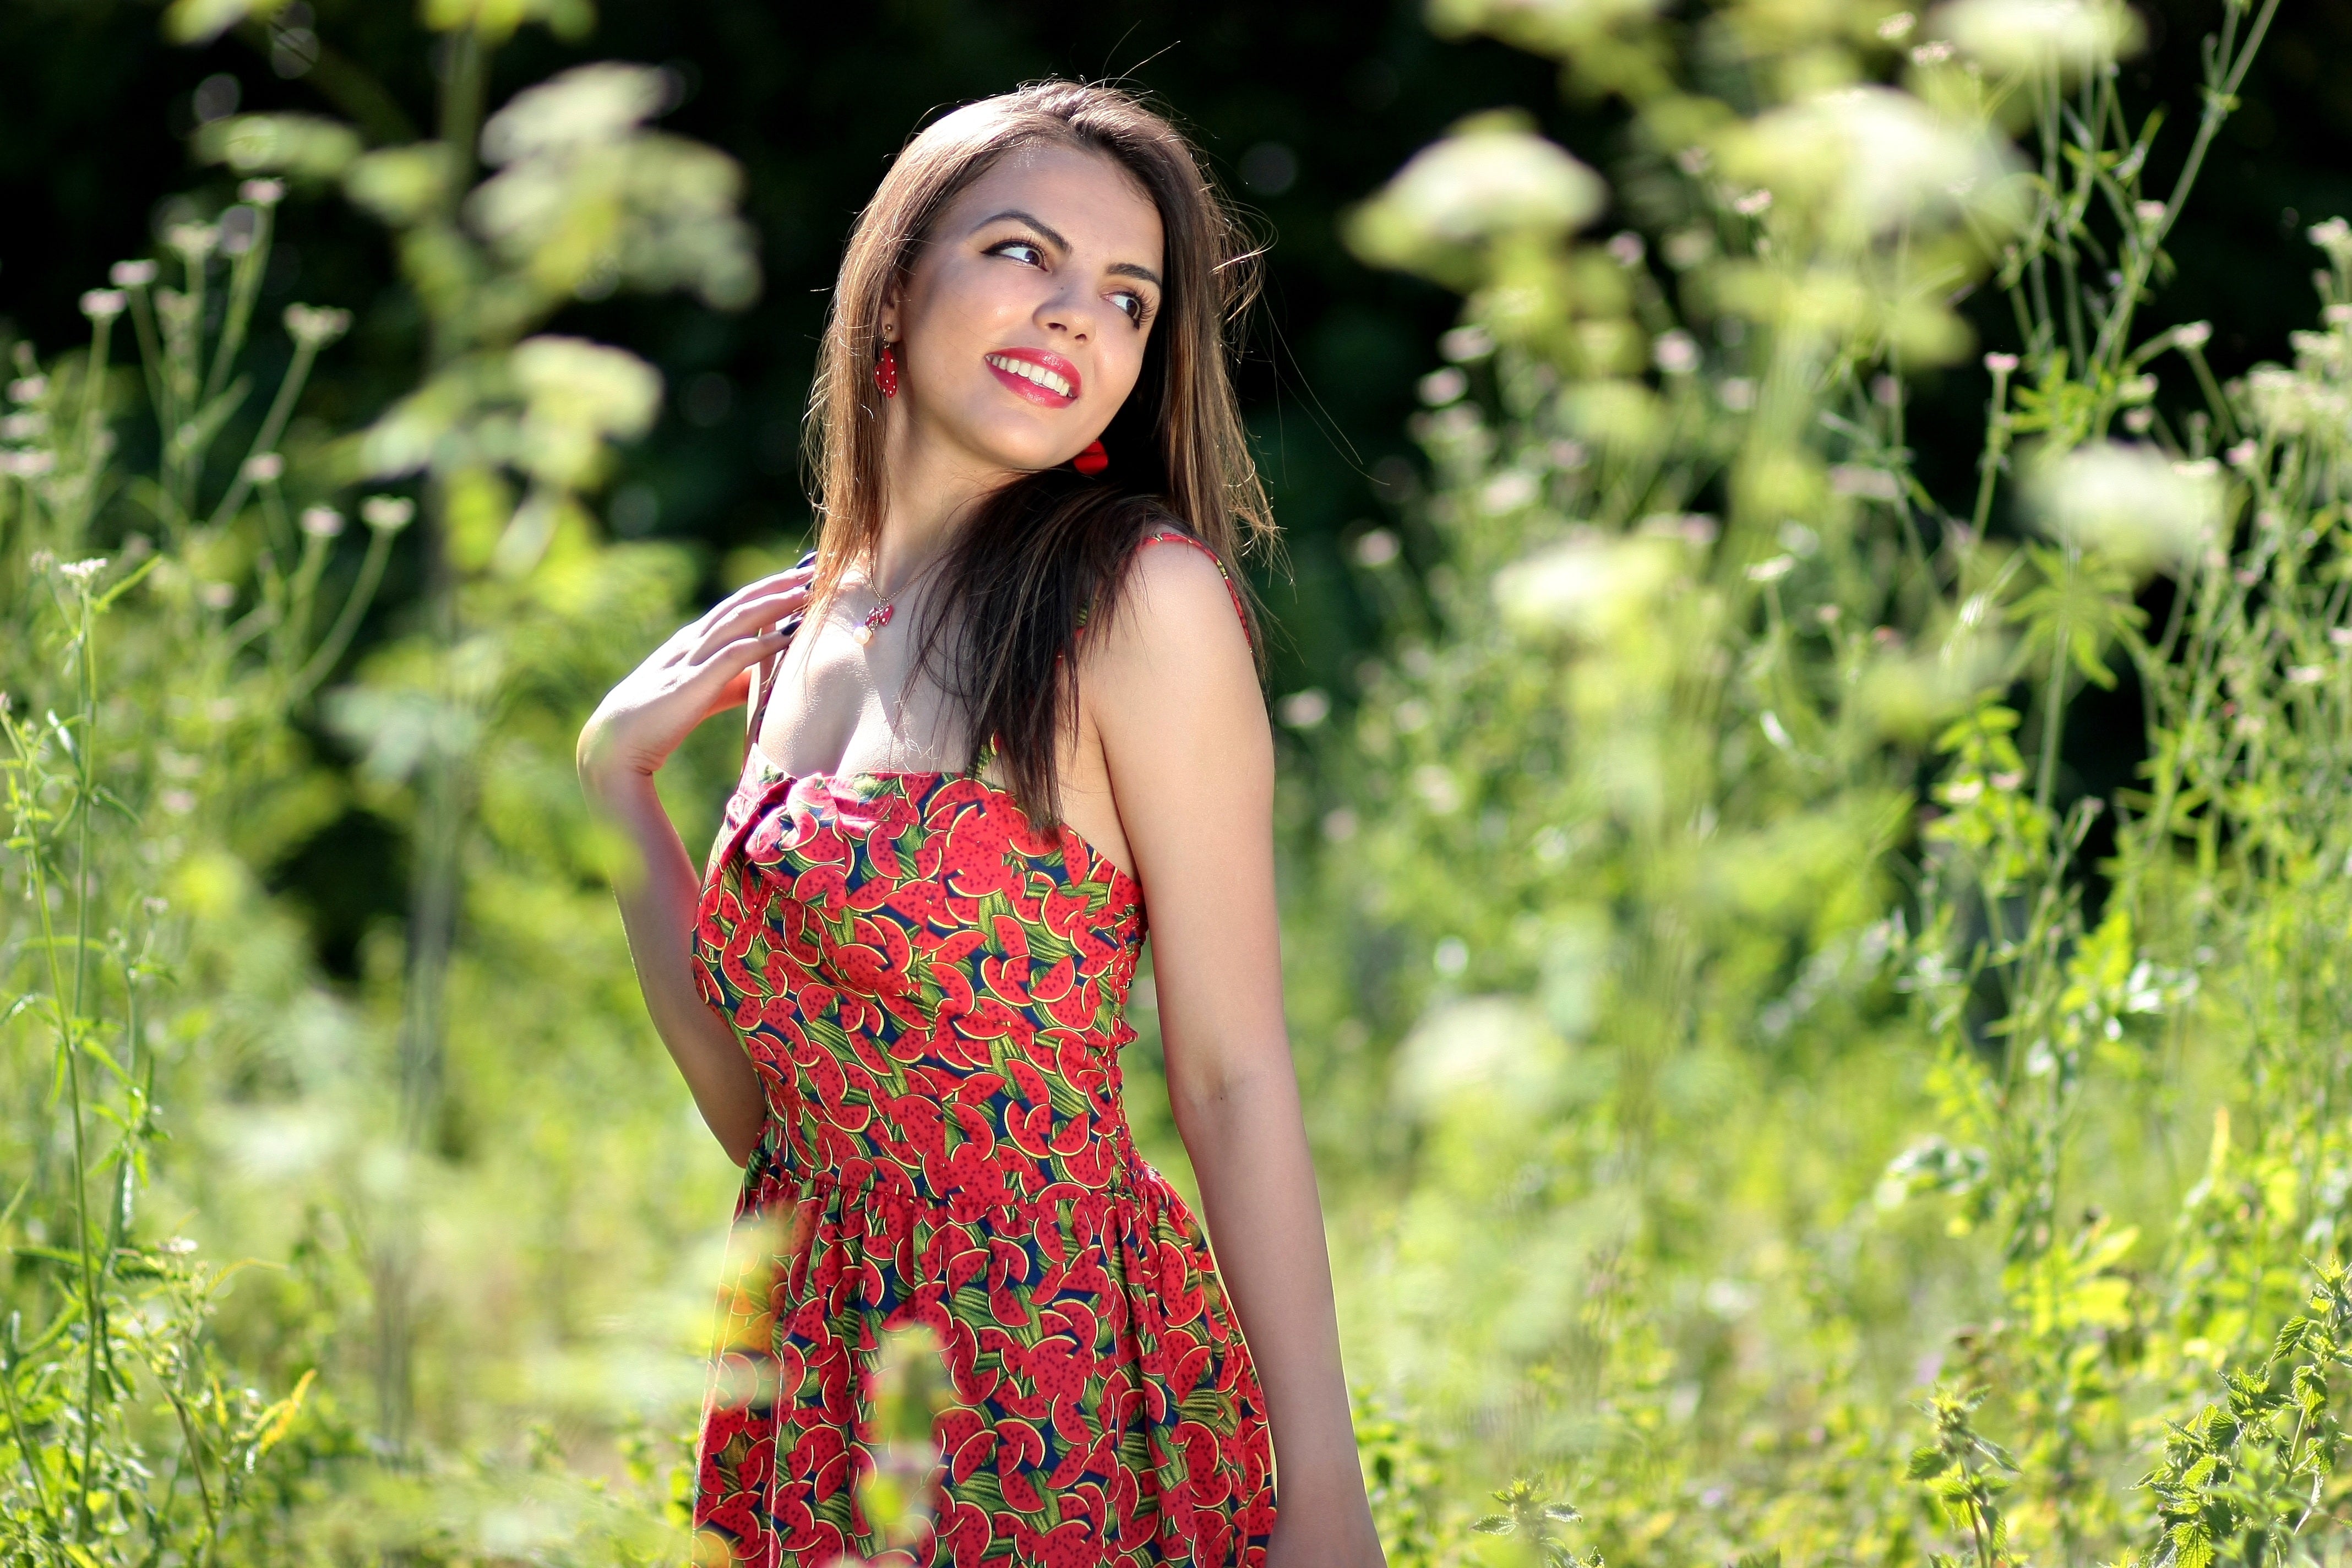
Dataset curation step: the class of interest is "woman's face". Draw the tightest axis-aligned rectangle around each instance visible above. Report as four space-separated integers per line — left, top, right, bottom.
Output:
888 144 1166 475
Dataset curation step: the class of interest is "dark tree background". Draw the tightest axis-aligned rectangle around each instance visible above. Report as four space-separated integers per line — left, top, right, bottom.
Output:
2 0 2346 954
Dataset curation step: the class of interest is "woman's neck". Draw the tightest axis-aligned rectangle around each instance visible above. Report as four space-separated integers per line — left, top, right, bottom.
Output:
873 409 1016 591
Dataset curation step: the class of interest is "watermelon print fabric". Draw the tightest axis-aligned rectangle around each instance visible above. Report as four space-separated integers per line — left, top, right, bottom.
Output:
688 536 1275 1567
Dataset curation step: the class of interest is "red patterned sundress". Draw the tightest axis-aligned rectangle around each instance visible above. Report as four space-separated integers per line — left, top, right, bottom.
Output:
688 532 1276 1566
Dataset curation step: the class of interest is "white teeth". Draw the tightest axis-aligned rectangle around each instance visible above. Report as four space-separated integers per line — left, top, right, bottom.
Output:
987 354 1072 398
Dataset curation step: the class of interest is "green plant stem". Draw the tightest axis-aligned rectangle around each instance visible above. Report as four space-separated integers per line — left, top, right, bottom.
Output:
202 202 272 410
204 333 320 533
290 521 395 702
161 1378 221 1565
123 284 167 448
0 1331 57 1537
75 312 118 485
2033 549 2076 823
175 244 210 518
1972 367 2013 537
21 589 107 1541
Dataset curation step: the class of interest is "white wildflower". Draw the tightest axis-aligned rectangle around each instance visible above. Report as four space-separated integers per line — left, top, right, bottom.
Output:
59 557 108 583
2173 321 2213 351
79 289 126 322
361 495 416 532
165 223 220 262
1439 325 1495 362
1277 689 1332 729
284 303 352 348
109 259 158 288
2310 217 2352 265
242 452 284 483
1418 367 1468 406
1347 114 1607 273
239 177 286 206
299 505 344 539
1878 10 1918 40
1496 533 1684 640
1930 0 2143 74
2028 442 2220 570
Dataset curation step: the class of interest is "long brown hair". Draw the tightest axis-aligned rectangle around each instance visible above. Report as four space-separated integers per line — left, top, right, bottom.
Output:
804 80 1273 823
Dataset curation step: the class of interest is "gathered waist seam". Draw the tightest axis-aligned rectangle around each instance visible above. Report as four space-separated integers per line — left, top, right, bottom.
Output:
741 1145 1184 1223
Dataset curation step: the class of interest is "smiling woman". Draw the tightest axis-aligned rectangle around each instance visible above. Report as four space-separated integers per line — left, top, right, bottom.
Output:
576 83 1382 1568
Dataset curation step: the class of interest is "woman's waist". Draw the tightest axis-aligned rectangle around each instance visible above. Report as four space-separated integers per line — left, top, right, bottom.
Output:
738 1122 1185 1227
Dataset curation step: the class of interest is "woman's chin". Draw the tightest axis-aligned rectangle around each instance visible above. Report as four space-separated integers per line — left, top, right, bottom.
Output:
956 430 1087 477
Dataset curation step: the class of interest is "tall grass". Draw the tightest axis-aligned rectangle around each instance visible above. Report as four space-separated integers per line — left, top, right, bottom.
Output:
1310 0 2352 1561
12 0 2352 1563
3 4 760 1557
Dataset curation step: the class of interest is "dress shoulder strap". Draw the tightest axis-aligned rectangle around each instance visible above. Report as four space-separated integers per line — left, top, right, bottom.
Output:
746 550 819 744
1121 529 1253 645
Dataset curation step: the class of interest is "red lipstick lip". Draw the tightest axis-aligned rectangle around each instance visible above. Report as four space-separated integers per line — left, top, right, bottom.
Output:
983 346 1082 406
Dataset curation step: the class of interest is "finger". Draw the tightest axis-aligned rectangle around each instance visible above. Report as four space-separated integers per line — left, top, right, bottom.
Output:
689 627 797 700
689 588 812 663
670 570 810 650
704 563 818 623
657 584 804 671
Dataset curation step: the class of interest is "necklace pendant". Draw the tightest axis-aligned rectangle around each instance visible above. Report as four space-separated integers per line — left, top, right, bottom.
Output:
854 599 895 648
853 624 873 646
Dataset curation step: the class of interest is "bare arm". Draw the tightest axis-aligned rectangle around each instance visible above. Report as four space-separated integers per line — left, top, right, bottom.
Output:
584 771 765 1164
1085 546 1384 1566
577 567 812 1167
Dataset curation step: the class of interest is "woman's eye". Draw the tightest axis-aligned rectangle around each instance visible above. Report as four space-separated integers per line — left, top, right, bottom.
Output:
990 240 1044 266
1114 293 1151 326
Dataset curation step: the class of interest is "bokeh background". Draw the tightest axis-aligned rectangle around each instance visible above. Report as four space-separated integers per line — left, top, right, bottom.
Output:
7 0 2352 1561
8 0 2351 945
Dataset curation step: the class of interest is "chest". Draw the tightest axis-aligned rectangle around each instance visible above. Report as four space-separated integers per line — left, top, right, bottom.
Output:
753 593 973 777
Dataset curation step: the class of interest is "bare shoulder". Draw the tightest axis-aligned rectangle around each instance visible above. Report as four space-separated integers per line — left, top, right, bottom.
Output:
1083 533 1267 792
1087 534 1253 682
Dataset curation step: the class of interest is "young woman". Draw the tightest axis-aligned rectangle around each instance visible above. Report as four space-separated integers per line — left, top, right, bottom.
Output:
578 83 1382 1567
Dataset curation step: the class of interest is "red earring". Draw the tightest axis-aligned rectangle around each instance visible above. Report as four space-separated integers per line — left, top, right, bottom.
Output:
1073 439 1108 476
875 342 900 399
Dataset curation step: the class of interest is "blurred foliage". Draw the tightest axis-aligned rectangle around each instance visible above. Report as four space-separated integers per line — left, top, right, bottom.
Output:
4 0 2352 1564
1 4 762 1556
1296 0 2352 1561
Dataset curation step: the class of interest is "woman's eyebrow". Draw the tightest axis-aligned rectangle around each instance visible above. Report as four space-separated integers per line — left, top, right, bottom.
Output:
973 209 1162 288
972 209 1070 251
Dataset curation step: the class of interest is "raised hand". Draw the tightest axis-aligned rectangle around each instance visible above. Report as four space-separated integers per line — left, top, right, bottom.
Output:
576 563 813 796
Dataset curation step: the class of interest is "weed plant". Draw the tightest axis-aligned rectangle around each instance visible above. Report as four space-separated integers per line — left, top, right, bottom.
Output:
2 2 758 1558
1319 0 2352 1563
10 0 2352 1564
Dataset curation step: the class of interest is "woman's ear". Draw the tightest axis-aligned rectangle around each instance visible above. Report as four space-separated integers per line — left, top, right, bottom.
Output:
879 275 905 341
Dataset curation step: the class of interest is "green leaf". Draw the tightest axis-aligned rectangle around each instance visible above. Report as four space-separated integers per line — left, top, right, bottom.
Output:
1908 1445 1954 1479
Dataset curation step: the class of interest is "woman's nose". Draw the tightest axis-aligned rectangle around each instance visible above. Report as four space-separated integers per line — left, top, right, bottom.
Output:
1038 285 1098 342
